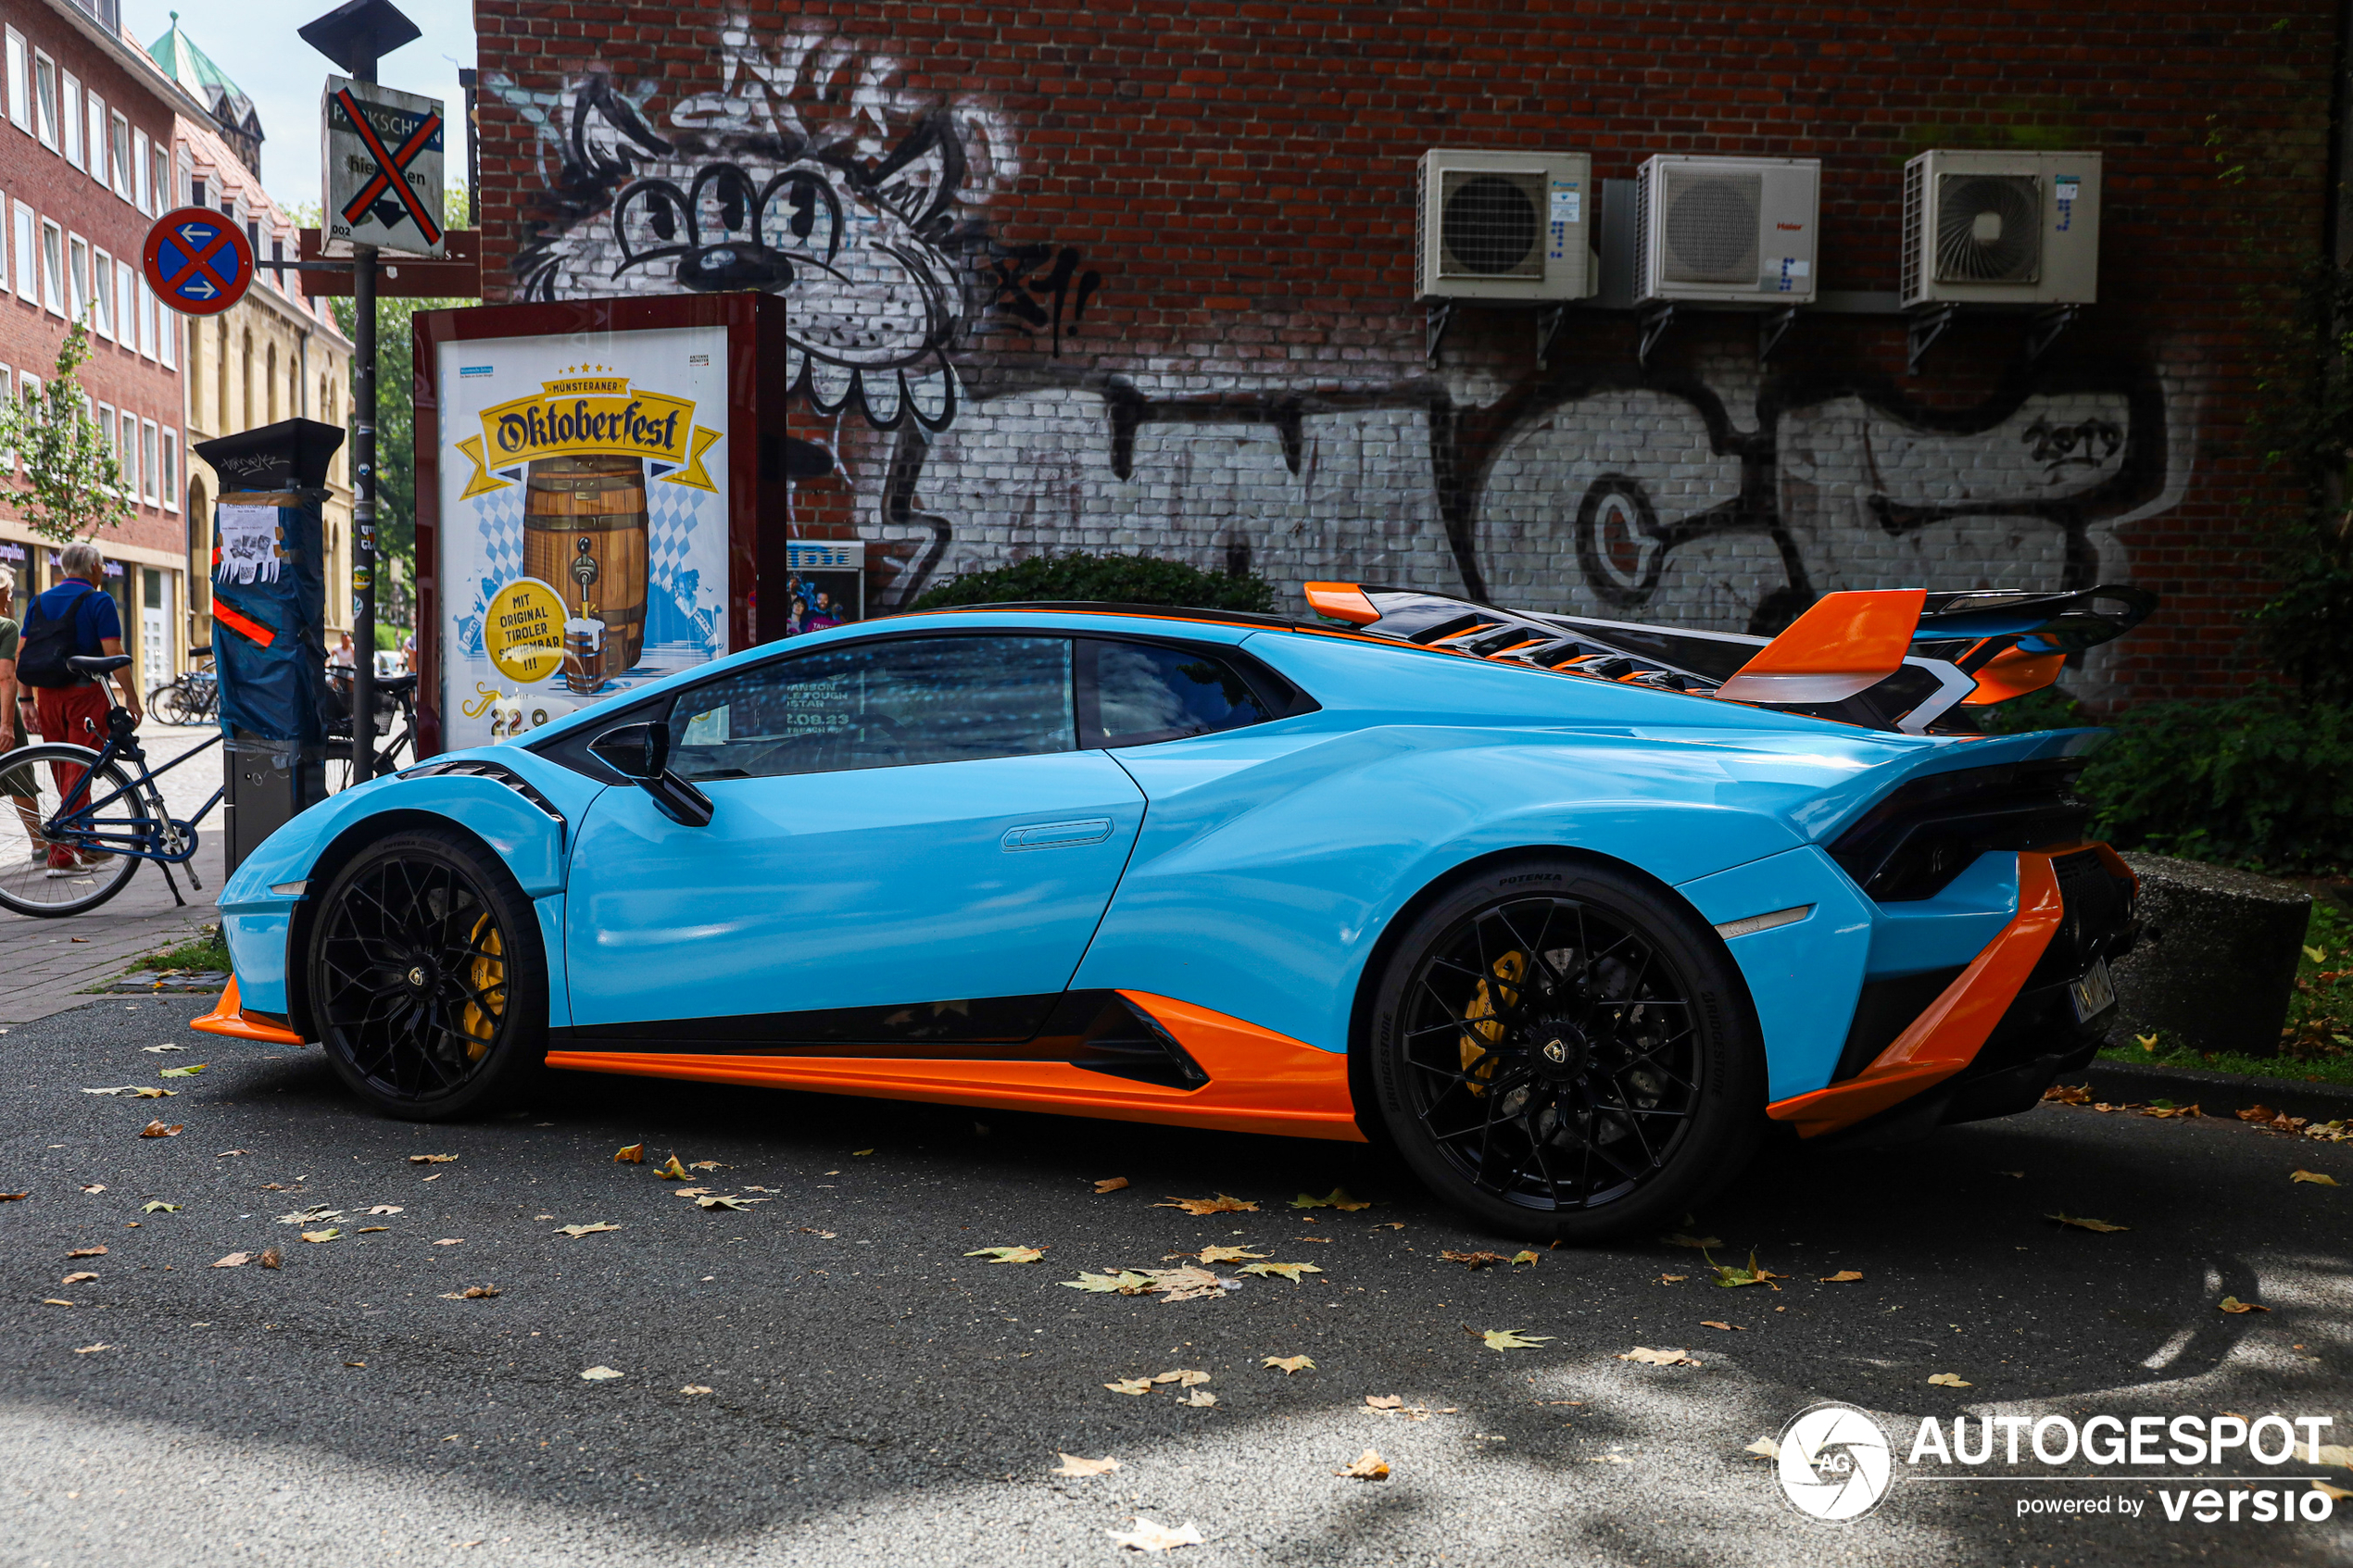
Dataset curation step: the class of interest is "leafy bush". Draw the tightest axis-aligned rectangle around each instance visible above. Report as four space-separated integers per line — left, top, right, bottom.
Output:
1990 691 2353 872
909 553 1277 616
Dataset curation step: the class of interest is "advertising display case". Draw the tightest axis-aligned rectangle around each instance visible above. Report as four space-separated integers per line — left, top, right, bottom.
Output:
413 294 792 756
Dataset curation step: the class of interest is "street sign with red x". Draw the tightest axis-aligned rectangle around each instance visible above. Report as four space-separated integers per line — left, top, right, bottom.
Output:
142 207 254 317
321 75 446 259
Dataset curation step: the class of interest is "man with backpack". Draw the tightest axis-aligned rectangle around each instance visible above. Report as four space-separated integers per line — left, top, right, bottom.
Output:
18 543 142 876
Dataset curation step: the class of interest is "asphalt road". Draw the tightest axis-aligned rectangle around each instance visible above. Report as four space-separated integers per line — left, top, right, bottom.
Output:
1 997 2348 1567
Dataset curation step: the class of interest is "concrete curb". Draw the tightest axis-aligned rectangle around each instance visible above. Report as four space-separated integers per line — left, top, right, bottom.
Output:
2059 1060 2353 1125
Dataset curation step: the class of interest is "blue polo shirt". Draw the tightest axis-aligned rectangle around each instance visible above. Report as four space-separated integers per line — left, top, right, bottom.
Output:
32 577 122 655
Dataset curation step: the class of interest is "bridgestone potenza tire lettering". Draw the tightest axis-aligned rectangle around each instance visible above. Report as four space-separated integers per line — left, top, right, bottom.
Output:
308 827 548 1121
1365 856 1765 1242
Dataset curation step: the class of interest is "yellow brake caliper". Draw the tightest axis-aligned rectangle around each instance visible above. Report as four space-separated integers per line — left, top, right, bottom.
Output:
460 914 506 1061
1459 949 1528 1096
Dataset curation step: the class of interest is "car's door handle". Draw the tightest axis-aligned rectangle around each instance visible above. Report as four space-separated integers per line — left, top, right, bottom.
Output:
1001 818 1115 851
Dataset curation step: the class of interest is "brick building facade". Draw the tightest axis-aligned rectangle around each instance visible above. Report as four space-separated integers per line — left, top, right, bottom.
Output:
469 1 2341 705
1 0 194 698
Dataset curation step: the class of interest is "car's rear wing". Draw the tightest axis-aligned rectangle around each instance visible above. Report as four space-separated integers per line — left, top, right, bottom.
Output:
1299 583 2156 734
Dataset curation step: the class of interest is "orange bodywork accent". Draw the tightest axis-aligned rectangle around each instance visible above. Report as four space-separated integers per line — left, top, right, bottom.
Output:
1302 582 1382 625
1765 850 2066 1139
543 990 1366 1143
190 976 308 1046
1960 646 2068 707
1730 588 1926 680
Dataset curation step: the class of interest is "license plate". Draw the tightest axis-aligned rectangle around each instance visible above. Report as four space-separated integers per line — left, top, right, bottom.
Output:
2070 959 2117 1022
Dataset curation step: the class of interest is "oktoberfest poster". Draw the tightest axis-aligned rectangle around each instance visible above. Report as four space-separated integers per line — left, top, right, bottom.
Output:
434 326 729 750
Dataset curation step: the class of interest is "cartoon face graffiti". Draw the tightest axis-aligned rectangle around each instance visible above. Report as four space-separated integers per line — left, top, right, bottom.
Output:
509 77 966 432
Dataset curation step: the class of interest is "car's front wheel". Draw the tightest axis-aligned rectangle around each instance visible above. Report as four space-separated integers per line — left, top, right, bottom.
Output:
308 827 547 1120
1364 856 1765 1242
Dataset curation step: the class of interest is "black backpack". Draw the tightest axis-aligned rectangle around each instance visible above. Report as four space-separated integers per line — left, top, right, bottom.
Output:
17 587 97 689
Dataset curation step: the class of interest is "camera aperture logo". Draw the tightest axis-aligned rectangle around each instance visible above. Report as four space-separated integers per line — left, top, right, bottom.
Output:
1779 1402 1895 1522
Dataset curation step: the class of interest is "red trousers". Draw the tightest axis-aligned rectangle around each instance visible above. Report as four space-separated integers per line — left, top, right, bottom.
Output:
33 684 113 797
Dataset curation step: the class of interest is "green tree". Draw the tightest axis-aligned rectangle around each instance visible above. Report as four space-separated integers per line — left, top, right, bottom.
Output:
0 321 133 544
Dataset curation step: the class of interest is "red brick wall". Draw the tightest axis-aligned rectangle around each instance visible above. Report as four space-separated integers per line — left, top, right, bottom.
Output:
471 0 2335 704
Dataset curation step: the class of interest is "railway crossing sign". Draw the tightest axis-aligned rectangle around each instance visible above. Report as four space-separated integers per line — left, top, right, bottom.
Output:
142 207 254 317
321 75 446 257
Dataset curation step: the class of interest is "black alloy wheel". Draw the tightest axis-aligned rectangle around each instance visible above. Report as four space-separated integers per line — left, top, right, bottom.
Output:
1365 857 1764 1242
310 828 547 1120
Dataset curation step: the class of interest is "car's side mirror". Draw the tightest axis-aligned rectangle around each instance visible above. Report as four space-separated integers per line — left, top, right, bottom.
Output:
587 721 712 828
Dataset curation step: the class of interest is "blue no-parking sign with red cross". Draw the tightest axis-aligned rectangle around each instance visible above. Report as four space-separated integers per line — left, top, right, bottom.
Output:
142 207 254 317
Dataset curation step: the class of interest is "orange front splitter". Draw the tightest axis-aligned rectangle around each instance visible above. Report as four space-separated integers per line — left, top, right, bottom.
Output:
190 976 308 1046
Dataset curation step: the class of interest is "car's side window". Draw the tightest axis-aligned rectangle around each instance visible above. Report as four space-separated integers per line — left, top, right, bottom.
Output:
1088 640 1274 748
666 636 1076 781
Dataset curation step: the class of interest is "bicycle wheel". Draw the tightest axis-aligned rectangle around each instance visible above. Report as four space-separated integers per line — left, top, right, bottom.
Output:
157 684 199 727
0 745 147 917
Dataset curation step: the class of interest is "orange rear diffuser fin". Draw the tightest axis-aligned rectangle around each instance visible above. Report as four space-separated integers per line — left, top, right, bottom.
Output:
1714 588 1925 706
1303 582 1381 625
1960 646 2068 707
190 976 307 1047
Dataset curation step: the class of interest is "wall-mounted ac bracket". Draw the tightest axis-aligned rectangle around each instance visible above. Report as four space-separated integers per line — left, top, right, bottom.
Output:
1757 306 1800 363
1636 302 1678 369
2025 304 2079 364
1425 300 1453 369
1906 303 1961 377
1535 305 1567 369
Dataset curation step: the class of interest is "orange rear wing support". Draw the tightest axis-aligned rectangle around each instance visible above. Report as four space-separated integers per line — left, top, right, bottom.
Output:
1712 590 1926 706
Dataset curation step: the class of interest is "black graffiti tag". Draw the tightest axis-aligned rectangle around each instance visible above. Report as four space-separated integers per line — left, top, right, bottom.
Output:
983 244 1101 357
2024 416 2123 474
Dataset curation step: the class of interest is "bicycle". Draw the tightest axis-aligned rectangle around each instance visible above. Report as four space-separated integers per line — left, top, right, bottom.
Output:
323 670 420 792
0 654 222 917
148 646 219 727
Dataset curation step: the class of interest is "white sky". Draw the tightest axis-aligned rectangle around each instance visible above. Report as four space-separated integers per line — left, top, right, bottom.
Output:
121 0 477 216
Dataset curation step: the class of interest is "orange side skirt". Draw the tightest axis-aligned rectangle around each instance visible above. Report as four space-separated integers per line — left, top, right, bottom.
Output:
190 976 308 1046
542 989 1367 1143
1765 850 2067 1139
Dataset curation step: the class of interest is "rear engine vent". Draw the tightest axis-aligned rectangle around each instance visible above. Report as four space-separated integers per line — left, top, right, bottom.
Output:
1829 761 2089 902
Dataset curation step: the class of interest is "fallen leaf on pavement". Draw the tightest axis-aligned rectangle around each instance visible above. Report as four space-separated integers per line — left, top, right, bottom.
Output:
1053 1453 1121 1477
1150 1369 1212 1386
2218 1297 2271 1314
259 1249 282 1269
1700 1320 1743 1331
1928 1373 1972 1387
1617 1346 1697 1365
687 1160 725 1172
1658 1233 1722 1249
1818 1270 1865 1283
73 1344 109 1354
1153 1194 1258 1215
799 1228 837 1239
1093 1177 1129 1194
1240 1261 1322 1283
42 1299 71 1306
83 1086 163 1097
1152 1265 1230 1302
79 1185 104 1194
157 1065 205 1078
66 1247 105 1259
852 1149 875 1157
2141 1101 2204 1120
140 1201 179 1213
1657 1273 1687 1284
1364 1394 1405 1410
655 1156 689 1179
1064 1270 1160 1296
670 1187 711 1198
695 1196 751 1211
2238 1106 2279 1123
1484 1329 1554 1351
210 1253 250 1268
276 1207 341 1225
1107 1516 1202 1552
613 1144 645 1164
61 1272 96 1285
1263 1355 1315 1374
2296 1438 2353 1468
1192 1246 1266 1264
1178 1388 1217 1407
1291 1187 1370 1210
1744 1437 1780 1459
1708 1250 1787 1289
365 1205 404 1216
2318 1479 2353 1501
141 1045 187 1053
680 1386 713 1396
300 1229 341 1243
2292 1171 2341 1186
439 1285 501 1300
579 1366 623 1381
1376 1222 1404 1231
2047 1212 2130 1233
1104 1377 1153 1396
344 1361 366 1368
138 1122 182 1138
1335 1449 1390 1479
2043 1083 2092 1105
964 1247 1045 1263
409 1154 457 1164
434 1238 466 1246
556 1223 620 1238
1512 1250 1540 1266
1441 1250 1506 1269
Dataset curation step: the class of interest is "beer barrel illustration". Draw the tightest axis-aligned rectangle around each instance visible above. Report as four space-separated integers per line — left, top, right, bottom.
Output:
521 455 648 694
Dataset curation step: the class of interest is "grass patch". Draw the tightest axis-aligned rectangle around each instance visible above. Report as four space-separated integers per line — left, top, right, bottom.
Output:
127 923 230 974
2100 899 2353 1087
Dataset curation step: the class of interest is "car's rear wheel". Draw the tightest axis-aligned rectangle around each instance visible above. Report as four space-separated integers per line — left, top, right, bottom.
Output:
308 827 547 1120
1364 856 1764 1242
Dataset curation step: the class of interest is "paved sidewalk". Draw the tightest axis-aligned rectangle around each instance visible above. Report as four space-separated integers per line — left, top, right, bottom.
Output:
0 722 226 1028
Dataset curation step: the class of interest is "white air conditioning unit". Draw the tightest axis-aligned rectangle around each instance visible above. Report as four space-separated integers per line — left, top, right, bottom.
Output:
1900 149 2100 308
1633 155 1820 307
1415 149 1593 301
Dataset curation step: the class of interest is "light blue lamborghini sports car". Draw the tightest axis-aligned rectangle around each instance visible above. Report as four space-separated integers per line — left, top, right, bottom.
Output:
199 582 2150 1240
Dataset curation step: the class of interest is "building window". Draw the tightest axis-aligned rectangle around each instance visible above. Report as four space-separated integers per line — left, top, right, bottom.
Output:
141 419 157 504
85 91 106 186
5 31 28 135
0 365 12 468
90 246 113 339
59 70 79 169
94 401 114 470
160 427 178 510
116 258 135 352
134 268 153 358
66 233 88 324
32 51 56 151
109 113 131 202
190 174 207 209
150 143 168 218
38 218 62 315
132 126 149 212
120 410 137 497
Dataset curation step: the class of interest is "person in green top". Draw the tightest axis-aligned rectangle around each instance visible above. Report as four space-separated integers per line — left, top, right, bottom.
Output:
0 574 46 863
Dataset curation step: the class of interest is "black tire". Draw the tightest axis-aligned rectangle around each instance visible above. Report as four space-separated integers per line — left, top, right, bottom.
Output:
0 745 147 918
1363 855 1765 1243
158 684 202 727
308 827 547 1120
